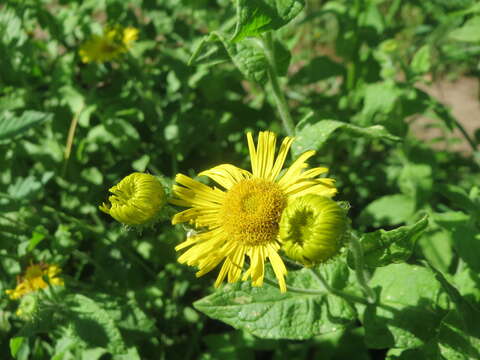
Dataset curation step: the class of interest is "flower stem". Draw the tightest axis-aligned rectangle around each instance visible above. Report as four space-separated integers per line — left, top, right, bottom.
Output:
349 232 377 303
261 32 296 136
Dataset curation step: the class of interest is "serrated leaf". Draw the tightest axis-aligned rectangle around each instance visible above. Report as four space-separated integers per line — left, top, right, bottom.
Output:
67 294 126 355
293 117 400 156
232 0 305 41
348 216 428 269
362 263 445 349
449 16 480 42
194 263 356 340
0 111 52 141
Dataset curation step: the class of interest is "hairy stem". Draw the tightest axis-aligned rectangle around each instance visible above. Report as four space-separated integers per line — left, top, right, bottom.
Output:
349 232 377 303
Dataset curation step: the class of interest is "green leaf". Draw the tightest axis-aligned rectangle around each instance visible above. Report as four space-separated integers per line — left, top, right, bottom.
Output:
454 268 480 306
438 184 480 218
362 263 445 349
434 211 480 272
0 111 53 141
449 16 480 42
418 230 454 273
411 45 431 75
399 163 433 206
194 32 269 85
358 194 415 227
348 216 428 269
386 341 440 360
66 294 126 355
361 82 403 121
427 264 480 359
194 262 356 340
0 6 27 46
10 337 26 358
232 0 305 41
293 117 400 156
28 226 47 251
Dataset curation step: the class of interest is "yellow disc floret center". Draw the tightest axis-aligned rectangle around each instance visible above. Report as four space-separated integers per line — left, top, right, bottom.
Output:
221 179 286 246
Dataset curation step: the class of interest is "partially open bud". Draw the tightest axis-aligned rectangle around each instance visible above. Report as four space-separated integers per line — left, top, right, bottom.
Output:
279 194 347 266
99 172 166 226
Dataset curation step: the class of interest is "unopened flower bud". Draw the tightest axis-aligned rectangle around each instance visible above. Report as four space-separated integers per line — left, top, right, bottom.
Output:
99 172 166 226
279 194 347 266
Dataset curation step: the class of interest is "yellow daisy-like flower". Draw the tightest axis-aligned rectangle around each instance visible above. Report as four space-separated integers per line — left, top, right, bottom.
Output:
171 131 337 292
5 264 64 300
99 172 166 226
79 25 139 63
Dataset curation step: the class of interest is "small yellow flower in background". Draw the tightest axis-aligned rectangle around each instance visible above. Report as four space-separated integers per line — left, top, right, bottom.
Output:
79 25 139 63
100 172 166 226
279 194 347 266
6 263 64 300
171 131 337 292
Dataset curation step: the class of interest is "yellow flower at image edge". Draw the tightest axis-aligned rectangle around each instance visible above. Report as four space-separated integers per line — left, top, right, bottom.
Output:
171 131 337 292
279 194 347 266
100 172 166 226
5 264 64 300
79 25 138 63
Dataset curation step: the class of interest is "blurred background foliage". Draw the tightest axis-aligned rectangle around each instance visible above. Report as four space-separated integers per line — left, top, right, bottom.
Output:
0 0 479 359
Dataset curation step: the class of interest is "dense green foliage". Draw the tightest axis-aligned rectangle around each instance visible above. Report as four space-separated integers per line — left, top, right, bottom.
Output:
1 0 479 359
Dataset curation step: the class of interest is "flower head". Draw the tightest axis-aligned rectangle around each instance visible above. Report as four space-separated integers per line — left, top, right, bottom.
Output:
79 25 139 63
171 131 336 292
5 263 64 300
100 172 166 226
279 194 347 266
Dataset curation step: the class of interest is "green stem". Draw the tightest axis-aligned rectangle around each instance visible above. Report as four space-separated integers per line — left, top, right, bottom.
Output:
261 32 296 136
309 268 371 306
349 232 377 303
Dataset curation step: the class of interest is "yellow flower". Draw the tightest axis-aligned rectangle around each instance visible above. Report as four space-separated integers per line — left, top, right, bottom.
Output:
171 131 337 292
100 172 166 226
5 264 64 300
79 25 139 63
279 194 347 266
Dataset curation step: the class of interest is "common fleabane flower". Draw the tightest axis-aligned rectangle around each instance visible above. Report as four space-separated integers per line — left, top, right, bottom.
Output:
5 263 64 300
100 172 166 227
79 25 138 63
279 194 347 266
171 131 337 292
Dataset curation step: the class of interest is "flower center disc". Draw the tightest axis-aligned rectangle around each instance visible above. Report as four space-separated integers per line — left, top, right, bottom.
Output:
221 179 286 245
